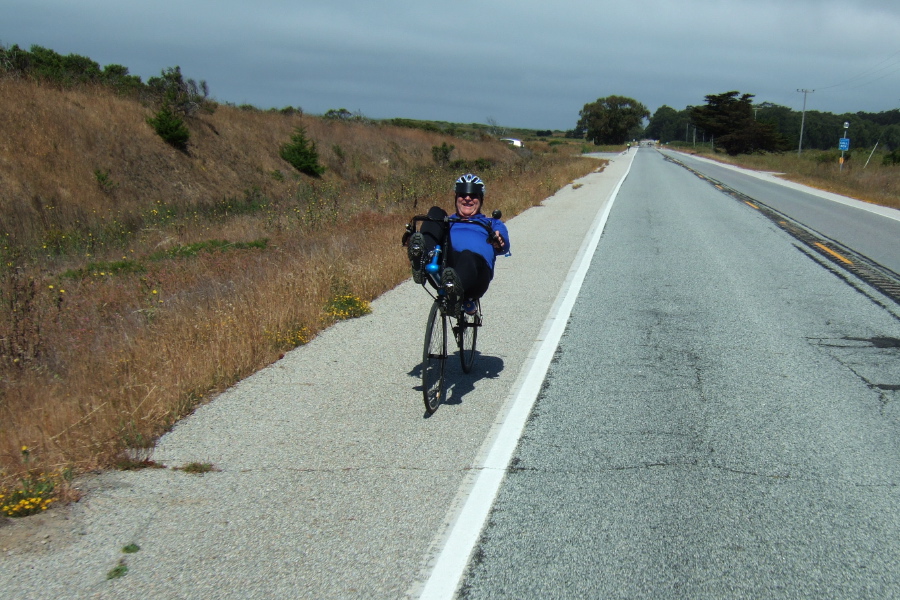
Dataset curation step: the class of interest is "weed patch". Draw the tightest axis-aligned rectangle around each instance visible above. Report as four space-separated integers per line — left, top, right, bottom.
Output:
62 259 146 279
325 293 371 320
265 326 312 350
1 450 59 517
148 238 268 261
107 560 128 580
176 462 217 475
0 478 55 517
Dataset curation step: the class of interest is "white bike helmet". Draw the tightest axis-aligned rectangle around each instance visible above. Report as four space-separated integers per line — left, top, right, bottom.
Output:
454 173 485 199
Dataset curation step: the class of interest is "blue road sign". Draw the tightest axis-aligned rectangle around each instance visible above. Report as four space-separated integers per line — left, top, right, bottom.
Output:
839 138 850 151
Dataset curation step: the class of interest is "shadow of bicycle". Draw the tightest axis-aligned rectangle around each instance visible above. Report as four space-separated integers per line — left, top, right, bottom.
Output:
408 353 505 417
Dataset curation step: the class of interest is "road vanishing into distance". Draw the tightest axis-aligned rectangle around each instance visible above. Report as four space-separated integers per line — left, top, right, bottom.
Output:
449 149 900 598
3 148 900 599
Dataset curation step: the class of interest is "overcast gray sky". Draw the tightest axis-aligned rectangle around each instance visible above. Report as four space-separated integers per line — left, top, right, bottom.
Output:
4 0 900 130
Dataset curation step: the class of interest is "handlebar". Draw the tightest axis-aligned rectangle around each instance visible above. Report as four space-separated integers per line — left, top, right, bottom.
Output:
406 210 502 237
404 210 507 254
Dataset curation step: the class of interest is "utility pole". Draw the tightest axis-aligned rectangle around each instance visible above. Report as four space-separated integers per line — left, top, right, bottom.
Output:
797 89 814 156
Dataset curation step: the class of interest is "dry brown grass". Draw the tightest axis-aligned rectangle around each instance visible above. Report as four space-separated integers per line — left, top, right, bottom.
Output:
0 78 598 490
677 146 900 210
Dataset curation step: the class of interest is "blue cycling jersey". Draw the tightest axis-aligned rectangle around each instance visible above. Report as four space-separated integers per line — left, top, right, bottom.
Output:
448 213 510 271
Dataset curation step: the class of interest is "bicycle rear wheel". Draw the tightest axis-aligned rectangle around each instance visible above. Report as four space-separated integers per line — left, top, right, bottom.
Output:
457 309 478 373
422 301 447 414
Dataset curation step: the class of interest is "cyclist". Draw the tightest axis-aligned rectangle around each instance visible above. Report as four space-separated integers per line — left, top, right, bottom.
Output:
405 173 510 314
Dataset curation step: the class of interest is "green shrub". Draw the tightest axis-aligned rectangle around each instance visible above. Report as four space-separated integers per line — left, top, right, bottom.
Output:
323 108 353 121
473 158 494 171
147 104 189 150
0 43 139 95
815 151 836 165
280 127 325 177
93 168 116 191
432 142 455 166
883 148 900 166
146 66 211 117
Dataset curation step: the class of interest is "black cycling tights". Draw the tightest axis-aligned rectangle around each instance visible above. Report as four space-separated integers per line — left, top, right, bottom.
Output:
420 206 493 300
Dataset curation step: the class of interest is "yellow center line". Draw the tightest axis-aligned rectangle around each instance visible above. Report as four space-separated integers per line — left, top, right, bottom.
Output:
745 201 759 209
815 242 853 265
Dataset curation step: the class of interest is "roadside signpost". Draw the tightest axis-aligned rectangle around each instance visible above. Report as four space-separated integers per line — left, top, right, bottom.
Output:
839 121 850 171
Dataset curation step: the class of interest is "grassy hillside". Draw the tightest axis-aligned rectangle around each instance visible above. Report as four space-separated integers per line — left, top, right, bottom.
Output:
0 76 599 509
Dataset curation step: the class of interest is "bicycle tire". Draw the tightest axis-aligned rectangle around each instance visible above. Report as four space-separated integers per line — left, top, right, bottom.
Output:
422 301 447 414
457 310 478 373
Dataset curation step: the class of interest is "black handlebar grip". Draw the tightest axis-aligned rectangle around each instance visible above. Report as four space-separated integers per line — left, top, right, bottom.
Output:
492 209 502 219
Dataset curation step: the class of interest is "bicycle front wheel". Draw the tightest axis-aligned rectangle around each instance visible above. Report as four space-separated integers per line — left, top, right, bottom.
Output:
422 301 447 414
457 310 478 373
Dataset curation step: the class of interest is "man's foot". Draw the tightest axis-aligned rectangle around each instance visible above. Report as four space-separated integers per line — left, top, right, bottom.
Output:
407 232 425 284
442 267 462 298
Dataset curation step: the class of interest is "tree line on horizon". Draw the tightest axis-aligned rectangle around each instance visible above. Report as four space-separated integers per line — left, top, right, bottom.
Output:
6 43 900 159
571 92 900 158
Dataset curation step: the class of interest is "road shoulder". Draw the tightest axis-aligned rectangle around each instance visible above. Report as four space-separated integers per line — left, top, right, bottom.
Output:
0 152 636 599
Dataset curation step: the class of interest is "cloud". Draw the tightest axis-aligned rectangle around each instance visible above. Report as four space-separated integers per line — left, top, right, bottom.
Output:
3 0 899 129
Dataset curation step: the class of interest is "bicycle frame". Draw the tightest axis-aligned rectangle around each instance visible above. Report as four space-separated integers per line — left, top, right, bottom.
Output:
409 216 481 341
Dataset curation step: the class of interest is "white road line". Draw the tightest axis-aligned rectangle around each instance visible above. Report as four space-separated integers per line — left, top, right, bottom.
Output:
416 154 635 599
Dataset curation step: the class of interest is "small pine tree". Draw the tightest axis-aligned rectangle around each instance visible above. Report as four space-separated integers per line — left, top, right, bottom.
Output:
147 104 190 150
280 127 325 177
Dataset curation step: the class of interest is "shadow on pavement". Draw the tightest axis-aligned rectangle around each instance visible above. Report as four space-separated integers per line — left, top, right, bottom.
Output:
408 354 505 416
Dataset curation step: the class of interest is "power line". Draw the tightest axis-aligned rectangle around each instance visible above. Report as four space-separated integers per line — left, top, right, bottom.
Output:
815 50 900 90
844 60 900 90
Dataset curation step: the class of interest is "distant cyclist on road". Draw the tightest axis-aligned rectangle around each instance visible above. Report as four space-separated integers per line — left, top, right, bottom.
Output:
404 173 510 314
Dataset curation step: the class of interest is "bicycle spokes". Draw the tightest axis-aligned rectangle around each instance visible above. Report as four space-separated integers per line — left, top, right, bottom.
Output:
422 303 446 414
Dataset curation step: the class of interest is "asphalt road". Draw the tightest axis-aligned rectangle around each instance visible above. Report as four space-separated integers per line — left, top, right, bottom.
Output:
663 150 900 276
455 150 900 598
3 148 899 599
